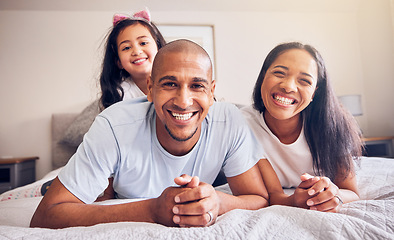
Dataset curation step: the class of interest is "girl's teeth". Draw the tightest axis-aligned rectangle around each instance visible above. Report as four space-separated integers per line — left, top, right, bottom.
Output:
134 59 145 64
275 95 294 105
172 112 193 121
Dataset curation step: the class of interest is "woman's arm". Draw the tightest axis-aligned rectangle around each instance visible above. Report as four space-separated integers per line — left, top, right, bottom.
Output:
257 159 294 206
257 159 339 210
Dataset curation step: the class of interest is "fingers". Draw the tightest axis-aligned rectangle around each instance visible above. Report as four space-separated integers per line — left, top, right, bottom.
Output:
173 211 216 227
174 174 200 188
174 174 193 186
306 177 334 196
300 173 314 181
172 196 218 227
308 195 342 212
187 176 200 188
298 175 321 189
305 177 341 212
174 182 213 204
172 182 218 227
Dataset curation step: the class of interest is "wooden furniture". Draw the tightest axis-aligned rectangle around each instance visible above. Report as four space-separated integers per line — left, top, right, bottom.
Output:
362 136 394 158
0 156 38 194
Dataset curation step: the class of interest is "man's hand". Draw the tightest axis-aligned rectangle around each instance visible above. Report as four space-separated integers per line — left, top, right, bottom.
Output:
150 186 190 227
174 174 200 188
172 174 219 227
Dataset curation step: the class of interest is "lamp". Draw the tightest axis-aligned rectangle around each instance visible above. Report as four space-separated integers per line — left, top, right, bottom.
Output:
338 94 363 116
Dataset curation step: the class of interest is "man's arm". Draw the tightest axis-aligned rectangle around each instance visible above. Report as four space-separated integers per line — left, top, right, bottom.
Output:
171 164 269 227
30 177 187 228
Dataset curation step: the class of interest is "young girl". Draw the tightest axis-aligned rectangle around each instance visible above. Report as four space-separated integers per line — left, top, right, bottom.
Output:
242 42 364 212
97 9 166 200
99 8 166 109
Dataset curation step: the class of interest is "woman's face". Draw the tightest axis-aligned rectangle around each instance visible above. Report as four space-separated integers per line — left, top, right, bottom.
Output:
261 49 318 122
116 23 158 81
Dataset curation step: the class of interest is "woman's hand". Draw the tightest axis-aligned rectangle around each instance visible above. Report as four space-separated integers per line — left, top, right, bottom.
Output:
300 173 343 212
292 174 320 208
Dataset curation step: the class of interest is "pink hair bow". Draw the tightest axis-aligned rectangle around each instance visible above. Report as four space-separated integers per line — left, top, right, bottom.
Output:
113 8 151 26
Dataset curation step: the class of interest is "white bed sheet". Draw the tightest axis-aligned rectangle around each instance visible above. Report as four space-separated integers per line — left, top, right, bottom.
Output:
0 157 393 239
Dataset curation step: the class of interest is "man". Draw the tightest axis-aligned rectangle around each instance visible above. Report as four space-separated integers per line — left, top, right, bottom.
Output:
30 39 268 229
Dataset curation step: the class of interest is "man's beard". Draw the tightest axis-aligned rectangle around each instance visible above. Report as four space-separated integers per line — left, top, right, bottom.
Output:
165 125 198 142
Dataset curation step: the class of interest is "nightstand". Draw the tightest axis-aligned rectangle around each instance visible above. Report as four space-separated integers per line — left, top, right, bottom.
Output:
362 137 394 158
0 156 39 194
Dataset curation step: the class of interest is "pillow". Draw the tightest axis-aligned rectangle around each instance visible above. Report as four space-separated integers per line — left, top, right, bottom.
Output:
60 100 101 147
0 167 62 201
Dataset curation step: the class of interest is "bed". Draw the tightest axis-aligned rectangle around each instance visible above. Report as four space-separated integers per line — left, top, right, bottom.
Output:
0 104 393 239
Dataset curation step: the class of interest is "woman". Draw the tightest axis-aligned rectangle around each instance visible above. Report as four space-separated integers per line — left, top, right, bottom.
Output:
242 42 364 212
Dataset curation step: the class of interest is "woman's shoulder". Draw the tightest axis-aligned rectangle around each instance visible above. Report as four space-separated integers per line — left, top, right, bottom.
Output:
240 105 264 124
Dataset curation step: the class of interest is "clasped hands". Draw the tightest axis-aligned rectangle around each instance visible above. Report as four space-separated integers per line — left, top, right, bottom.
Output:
293 173 342 212
152 174 219 227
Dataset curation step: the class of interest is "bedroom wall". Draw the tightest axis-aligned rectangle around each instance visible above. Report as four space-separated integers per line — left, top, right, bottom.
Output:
0 0 393 179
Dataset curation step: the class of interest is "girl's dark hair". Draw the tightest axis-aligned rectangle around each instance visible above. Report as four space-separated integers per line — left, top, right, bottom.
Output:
252 42 363 181
99 19 166 109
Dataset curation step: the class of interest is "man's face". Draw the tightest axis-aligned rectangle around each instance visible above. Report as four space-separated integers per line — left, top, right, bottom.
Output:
147 51 215 154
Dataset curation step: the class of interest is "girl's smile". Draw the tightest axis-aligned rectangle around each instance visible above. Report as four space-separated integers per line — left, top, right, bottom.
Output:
116 23 158 83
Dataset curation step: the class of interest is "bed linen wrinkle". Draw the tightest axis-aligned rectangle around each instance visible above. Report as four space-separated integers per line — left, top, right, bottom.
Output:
0 157 393 239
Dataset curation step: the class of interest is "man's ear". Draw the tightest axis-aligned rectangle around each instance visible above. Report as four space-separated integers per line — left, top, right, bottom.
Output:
209 80 216 105
147 76 153 102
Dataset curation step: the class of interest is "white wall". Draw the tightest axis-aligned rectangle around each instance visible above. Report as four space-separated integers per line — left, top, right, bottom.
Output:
357 0 394 136
1 1 393 179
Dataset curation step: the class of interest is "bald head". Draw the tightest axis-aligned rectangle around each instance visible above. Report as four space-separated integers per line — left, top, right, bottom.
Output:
151 39 213 81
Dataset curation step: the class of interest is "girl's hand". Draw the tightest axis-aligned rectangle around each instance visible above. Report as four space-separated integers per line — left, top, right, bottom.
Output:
305 176 343 213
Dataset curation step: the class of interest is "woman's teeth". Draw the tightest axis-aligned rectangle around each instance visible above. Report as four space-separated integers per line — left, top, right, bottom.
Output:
172 112 193 121
274 95 294 105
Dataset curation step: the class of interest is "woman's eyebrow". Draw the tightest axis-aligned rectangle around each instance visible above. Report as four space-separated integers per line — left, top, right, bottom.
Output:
272 65 288 70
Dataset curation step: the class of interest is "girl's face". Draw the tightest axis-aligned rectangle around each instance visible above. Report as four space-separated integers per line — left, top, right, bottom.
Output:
116 23 158 80
261 49 318 122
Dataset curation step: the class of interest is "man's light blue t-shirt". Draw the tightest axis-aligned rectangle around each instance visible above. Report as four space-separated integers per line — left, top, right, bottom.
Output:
58 97 265 203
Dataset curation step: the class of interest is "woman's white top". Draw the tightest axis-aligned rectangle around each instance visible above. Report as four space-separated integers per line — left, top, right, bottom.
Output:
241 105 314 188
121 78 145 100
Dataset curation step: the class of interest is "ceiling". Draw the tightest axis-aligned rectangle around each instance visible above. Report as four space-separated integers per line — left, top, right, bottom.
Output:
0 0 357 12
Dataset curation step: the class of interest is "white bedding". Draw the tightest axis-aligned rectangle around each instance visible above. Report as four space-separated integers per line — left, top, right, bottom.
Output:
0 157 393 239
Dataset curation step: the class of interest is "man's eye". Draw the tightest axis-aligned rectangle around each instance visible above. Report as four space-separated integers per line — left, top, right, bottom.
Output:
163 82 176 87
191 84 205 89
